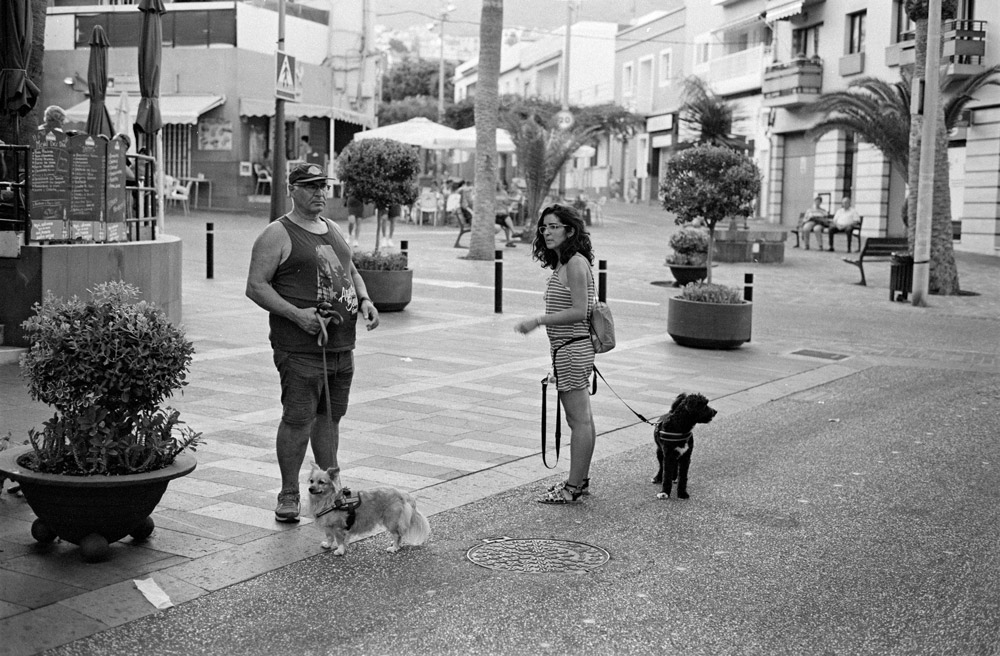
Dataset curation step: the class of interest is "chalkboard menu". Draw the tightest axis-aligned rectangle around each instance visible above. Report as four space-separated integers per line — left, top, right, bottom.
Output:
68 134 106 226
29 130 71 241
105 137 128 225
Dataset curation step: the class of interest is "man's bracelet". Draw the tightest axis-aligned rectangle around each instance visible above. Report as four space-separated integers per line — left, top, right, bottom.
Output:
359 297 371 305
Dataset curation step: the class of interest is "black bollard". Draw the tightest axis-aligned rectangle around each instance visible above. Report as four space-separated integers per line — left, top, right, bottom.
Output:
400 239 409 267
206 222 214 279
744 272 753 302
495 249 503 314
598 259 608 303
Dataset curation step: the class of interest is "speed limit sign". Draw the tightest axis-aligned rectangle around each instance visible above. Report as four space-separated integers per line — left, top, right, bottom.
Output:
555 110 574 130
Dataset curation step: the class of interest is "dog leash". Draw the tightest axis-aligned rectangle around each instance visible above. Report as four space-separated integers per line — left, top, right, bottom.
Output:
315 302 343 426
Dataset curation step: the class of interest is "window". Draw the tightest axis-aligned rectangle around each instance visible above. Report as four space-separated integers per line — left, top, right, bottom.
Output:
622 62 634 97
695 40 711 65
847 11 866 54
77 9 236 49
893 1 914 43
792 24 821 58
658 49 673 87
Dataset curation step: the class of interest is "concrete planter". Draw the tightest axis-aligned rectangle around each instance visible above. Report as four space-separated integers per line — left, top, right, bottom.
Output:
0 446 196 562
357 268 412 312
667 297 753 349
667 264 708 286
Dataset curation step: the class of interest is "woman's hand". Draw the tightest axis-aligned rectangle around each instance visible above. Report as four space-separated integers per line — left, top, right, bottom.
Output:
514 317 540 335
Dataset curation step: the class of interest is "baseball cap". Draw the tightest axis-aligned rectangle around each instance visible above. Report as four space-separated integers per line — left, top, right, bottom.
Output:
288 163 334 185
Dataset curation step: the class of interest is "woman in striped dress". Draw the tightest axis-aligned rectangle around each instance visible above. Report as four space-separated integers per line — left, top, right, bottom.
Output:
515 204 596 504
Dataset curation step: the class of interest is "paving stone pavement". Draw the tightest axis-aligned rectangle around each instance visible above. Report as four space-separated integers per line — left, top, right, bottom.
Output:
0 200 997 655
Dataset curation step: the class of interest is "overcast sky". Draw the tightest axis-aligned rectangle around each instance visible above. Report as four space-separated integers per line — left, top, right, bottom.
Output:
374 0 669 37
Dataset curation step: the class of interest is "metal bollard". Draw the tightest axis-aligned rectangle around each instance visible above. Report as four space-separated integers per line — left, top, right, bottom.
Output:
400 239 409 268
598 259 608 303
206 222 214 279
743 272 753 302
494 249 503 314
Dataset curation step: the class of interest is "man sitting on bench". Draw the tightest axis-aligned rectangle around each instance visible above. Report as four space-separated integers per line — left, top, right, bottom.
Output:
799 195 830 250
826 195 861 251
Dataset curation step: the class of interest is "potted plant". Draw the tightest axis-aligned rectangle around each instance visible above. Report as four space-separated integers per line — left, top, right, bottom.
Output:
667 282 752 349
665 226 710 286
351 249 412 312
660 143 761 283
0 281 201 562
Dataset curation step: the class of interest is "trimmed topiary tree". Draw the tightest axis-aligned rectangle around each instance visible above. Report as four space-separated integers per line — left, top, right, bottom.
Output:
336 138 420 252
660 144 761 283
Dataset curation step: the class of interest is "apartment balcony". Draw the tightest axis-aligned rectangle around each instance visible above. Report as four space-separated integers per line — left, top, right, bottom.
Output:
762 57 822 108
894 19 988 77
695 44 767 96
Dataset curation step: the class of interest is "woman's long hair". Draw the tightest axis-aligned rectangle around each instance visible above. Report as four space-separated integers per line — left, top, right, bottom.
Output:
531 204 594 269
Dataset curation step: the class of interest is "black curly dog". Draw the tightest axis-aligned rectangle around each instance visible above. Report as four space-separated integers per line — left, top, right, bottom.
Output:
652 393 717 499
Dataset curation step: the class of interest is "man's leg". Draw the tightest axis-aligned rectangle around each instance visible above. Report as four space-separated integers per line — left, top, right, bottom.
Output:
310 414 340 471
276 418 314 493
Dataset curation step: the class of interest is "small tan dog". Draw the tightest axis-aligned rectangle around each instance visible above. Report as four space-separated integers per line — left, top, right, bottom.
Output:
307 464 431 556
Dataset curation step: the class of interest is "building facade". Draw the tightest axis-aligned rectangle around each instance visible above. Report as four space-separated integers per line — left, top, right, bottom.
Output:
43 0 378 212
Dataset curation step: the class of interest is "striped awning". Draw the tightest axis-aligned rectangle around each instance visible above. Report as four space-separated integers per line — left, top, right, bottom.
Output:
766 0 804 21
239 98 373 127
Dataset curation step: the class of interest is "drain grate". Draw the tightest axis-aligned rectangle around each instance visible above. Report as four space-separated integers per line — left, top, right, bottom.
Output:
467 537 610 573
791 349 850 361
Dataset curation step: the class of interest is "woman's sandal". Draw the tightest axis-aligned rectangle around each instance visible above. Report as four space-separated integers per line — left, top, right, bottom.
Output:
537 481 584 504
547 478 590 496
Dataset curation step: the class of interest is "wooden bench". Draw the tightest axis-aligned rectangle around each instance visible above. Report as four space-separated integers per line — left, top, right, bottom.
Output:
842 237 909 286
791 215 863 252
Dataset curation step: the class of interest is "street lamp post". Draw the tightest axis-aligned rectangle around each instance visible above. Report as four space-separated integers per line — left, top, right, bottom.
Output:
437 3 455 123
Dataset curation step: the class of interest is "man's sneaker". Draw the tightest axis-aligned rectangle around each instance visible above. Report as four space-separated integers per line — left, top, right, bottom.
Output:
274 490 300 522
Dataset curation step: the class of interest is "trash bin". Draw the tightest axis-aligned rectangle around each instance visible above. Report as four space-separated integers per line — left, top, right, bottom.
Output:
889 252 913 302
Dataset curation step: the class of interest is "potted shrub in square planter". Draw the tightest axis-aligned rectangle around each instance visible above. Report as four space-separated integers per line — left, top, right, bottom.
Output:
0 282 201 562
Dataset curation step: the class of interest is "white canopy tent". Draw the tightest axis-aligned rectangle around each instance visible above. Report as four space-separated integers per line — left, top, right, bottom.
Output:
433 126 516 153
352 117 458 149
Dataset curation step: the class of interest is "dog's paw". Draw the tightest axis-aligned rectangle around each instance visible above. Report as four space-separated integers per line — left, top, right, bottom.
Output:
656 492 669 500
333 545 346 556
320 540 332 549
651 475 662 484
677 491 690 499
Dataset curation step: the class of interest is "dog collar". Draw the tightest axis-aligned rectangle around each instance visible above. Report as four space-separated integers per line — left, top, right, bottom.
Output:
656 429 692 443
315 489 362 531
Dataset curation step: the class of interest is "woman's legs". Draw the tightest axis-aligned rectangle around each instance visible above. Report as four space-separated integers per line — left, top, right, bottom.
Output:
801 221 816 249
560 387 596 488
348 214 360 247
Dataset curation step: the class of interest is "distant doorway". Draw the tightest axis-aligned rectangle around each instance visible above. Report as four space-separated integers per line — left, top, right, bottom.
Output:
780 132 816 226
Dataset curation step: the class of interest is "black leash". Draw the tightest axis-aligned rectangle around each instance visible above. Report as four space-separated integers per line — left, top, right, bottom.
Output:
541 338 657 468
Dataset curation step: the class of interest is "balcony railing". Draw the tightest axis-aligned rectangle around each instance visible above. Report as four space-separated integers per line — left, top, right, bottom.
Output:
896 19 987 75
695 44 767 95
762 57 822 108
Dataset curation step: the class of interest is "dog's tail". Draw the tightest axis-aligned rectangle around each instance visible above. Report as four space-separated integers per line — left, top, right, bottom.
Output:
401 499 431 546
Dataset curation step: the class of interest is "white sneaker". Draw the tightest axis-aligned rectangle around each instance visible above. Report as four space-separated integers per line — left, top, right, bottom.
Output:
352 240 359 249
384 238 394 249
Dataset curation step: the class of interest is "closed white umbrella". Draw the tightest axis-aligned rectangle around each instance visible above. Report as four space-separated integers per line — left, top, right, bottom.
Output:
113 91 131 138
353 116 458 150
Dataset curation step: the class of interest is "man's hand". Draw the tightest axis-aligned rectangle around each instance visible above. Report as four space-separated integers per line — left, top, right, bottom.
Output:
360 299 379 331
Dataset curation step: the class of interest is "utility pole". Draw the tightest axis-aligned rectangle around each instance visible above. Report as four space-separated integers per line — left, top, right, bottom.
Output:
437 3 455 123
270 0 287 221
561 0 572 111
912 0 942 306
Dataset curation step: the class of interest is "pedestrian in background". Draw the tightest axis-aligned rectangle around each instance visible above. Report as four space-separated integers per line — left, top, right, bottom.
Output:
514 204 597 504
245 162 380 523
798 195 830 250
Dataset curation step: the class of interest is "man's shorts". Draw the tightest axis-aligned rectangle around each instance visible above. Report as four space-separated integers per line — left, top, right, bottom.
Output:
273 349 354 424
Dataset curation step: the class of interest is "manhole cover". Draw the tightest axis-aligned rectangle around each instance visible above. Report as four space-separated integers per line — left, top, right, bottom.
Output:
467 537 610 573
791 349 849 361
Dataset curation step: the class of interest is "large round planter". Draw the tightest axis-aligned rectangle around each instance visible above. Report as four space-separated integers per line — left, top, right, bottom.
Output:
0 446 196 561
667 296 752 349
667 264 708 286
357 268 412 312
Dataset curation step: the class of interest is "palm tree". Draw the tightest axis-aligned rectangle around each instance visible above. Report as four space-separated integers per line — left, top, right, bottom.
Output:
467 0 504 261
904 0 959 294
807 66 999 190
679 76 744 149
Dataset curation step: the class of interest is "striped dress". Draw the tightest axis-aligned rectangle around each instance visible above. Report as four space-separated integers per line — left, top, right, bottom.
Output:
544 254 596 391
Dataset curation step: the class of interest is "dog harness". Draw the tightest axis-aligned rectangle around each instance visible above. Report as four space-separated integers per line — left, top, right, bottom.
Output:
655 429 692 443
314 488 362 531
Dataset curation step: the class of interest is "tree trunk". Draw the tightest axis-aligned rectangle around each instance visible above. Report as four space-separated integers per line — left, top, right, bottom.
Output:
468 0 503 261
905 3 960 294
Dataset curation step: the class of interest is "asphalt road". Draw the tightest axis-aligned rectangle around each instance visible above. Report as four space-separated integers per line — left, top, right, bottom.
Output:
48 365 1000 656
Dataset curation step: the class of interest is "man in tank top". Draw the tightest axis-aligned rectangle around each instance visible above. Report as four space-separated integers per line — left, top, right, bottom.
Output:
246 163 380 522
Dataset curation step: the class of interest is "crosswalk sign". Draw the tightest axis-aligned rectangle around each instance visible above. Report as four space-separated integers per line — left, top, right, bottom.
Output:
276 51 298 102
